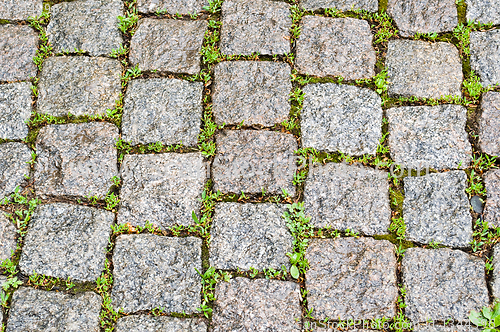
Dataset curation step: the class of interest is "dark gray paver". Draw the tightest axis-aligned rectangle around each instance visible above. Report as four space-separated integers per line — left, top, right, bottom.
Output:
492 243 500 299
137 0 207 14
115 316 207 332
111 234 201 313
300 0 377 11
484 168 500 228
0 82 31 140
212 61 291 126
466 0 500 25
479 91 500 156
0 24 38 82
0 0 43 20
0 213 16 261
470 29 500 87
212 277 302 332
0 142 30 199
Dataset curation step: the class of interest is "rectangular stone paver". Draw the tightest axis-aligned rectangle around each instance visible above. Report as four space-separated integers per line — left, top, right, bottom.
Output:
466 0 500 25
0 142 30 199
483 168 500 228
470 29 500 87
0 213 16 261
0 82 32 140
115 316 207 332
479 91 500 156
0 0 43 20
0 24 38 82
491 243 500 299
414 325 481 332
300 0 377 11
137 0 207 14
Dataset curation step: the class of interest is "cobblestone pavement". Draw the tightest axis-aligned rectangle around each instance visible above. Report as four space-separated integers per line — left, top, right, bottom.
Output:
1 0 500 331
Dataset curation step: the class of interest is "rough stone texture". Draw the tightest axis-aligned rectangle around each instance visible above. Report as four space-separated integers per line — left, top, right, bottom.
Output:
130 19 206 74
0 276 4 322
491 243 500 299
122 78 203 146
296 16 376 80
0 0 43 20
0 142 30 199
0 213 16 261
301 83 382 155
402 248 489 322
212 61 291 126
19 203 114 282
115 316 207 332
137 0 206 14
470 30 500 87
387 0 458 37
387 105 471 170
37 56 122 117
6 287 102 332
403 171 472 248
47 0 123 57
0 25 38 82
117 153 206 229
466 0 500 25
212 130 297 195
386 40 462 99
210 203 293 270
0 82 31 140
300 0 377 11
414 325 481 332
35 122 119 198
304 162 390 235
220 0 291 56
479 91 500 156
212 277 302 332
111 234 202 313
483 169 500 228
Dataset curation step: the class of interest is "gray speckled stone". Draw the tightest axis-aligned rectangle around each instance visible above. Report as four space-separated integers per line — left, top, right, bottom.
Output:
480 91 500 156
483 169 500 228
402 248 488 323
220 0 291 56
37 56 122 117
0 25 38 82
137 0 206 14
210 203 292 271
0 0 42 20
301 83 382 155
130 19 206 74
471 30 500 87
491 243 500 299
386 40 462 99
116 316 207 332
0 82 31 139
466 0 500 25
0 213 16 260
300 0 377 11
304 162 390 235
212 130 297 195
35 122 118 199
122 78 203 146
296 16 376 80
19 203 114 282
117 153 206 229
0 142 30 199
414 325 481 332
47 0 123 57
0 276 4 322
403 171 472 248
111 234 201 313
212 61 291 126
6 287 101 332
212 277 302 332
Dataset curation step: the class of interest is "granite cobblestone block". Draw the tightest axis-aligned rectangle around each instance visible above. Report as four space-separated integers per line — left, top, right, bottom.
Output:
0 213 16 261
0 24 38 82
483 168 500 228
0 0 43 20
0 82 32 140
0 142 30 199
115 316 207 332
479 91 500 156
470 29 500 87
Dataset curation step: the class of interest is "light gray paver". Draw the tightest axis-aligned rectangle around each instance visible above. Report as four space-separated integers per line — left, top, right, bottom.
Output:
0 276 4 322
0 82 32 140
492 243 500 299
479 91 500 156
0 213 16 261
413 325 481 332
300 0 377 11
470 29 500 87
137 0 207 14
115 316 207 332
0 24 38 82
0 0 43 20
466 0 500 25
483 168 500 228
0 142 30 199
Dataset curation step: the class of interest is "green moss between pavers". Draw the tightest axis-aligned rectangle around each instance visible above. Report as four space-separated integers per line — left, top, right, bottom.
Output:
373 234 415 249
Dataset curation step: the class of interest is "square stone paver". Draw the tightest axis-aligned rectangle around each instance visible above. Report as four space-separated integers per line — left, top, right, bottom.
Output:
212 61 291 126
209 203 293 271
386 39 462 99
470 29 500 87
0 25 38 82
0 0 43 20
306 238 398 320
37 56 122 117
47 0 123 57
296 16 376 80
0 213 16 260
19 203 114 282
115 316 207 332
35 122 119 198
0 82 31 140
301 83 382 155
6 287 102 332
491 243 500 299
130 18 206 74
387 105 471 170
483 168 500 227
304 162 391 235
403 171 472 248
117 152 206 229
220 0 291 56
479 91 500 156
212 130 297 195
111 234 201 313
300 0 377 11
402 248 488 322
212 277 302 332
122 78 203 146
466 0 500 25
0 142 30 199
137 0 207 14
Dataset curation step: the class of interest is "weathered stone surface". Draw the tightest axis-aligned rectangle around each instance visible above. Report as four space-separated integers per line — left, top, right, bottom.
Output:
115 316 207 332
212 61 291 126
0 0 43 20
0 276 4 322
37 56 122 117
296 16 376 80
117 153 206 229
35 122 118 198
402 248 488 322
387 105 471 170
386 40 462 98
306 238 398 320
212 277 302 332
130 19 206 74
483 169 500 228
0 82 31 140
0 142 30 199
471 30 500 87
492 243 500 299
210 203 292 270
300 0 377 11
304 162 390 235
111 234 201 313
122 78 203 146
0 25 38 82
19 203 114 282
301 83 382 155
0 213 16 261
6 287 102 332
466 0 500 25
403 171 472 248
414 325 481 332
220 0 291 56
47 0 123 57
137 0 206 14
212 130 297 195
479 91 500 156
387 0 457 37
